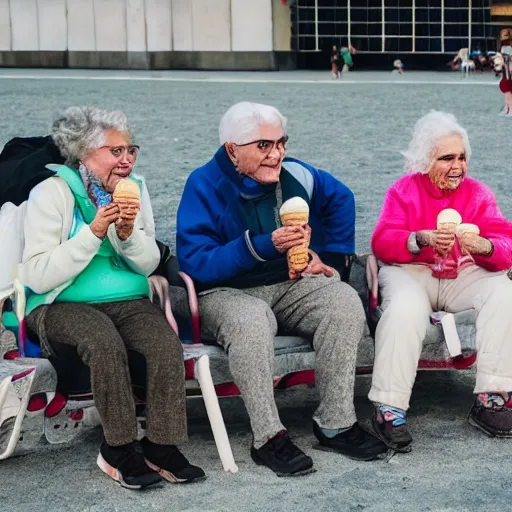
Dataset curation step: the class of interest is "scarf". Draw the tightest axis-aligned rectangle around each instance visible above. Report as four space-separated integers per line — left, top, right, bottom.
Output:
78 163 112 208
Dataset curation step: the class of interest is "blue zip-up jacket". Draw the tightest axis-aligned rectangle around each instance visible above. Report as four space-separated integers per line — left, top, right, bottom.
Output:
176 146 355 290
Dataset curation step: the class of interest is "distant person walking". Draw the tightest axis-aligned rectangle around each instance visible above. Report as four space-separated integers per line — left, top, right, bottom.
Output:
330 45 341 79
340 44 356 73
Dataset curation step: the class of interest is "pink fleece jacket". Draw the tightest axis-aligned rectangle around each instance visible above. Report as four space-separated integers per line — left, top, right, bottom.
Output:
372 173 512 278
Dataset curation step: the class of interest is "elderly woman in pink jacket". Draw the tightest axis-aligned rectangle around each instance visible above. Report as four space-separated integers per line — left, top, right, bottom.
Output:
369 111 512 452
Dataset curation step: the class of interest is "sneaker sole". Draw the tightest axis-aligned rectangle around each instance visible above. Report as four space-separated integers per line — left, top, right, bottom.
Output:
145 459 207 483
468 416 512 439
370 419 413 454
312 443 390 461
97 453 161 490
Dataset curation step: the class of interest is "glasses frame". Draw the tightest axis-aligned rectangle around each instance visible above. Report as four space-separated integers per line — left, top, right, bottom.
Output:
235 135 289 153
100 144 141 158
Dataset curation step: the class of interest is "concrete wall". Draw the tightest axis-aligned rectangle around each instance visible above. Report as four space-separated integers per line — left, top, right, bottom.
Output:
0 0 295 70
272 0 292 52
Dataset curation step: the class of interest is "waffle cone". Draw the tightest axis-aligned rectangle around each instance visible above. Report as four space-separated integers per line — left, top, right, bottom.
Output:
280 212 309 226
437 222 458 234
286 242 309 279
279 211 310 279
113 179 140 220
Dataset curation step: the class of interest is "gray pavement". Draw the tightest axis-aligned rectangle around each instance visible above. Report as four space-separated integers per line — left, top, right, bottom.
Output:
1 70 511 511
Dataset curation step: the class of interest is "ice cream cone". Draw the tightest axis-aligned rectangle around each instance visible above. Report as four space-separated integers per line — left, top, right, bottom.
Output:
279 197 310 279
456 223 480 237
113 178 140 239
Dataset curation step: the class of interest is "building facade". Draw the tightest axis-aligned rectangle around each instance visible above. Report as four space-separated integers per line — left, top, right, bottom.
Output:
1 0 511 70
0 0 294 70
291 0 508 66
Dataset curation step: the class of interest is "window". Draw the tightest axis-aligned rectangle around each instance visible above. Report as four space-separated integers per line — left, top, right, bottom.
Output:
444 8 468 23
445 38 468 52
445 24 469 38
444 0 469 7
386 23 413 36
385 37 413 52
293 0 492 53
351 8 381 23
415 23 441 37
415 37 442 52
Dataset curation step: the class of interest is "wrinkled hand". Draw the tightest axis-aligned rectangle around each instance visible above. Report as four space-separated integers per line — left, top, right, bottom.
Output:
458 232 493 256
115 209 138 241
90 203 119 239
113 200 140 241
302 250 335 277
272 225 310 254
416 229 455 257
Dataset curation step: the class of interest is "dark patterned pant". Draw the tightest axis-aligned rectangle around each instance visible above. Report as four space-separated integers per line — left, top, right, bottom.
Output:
27 299 187 447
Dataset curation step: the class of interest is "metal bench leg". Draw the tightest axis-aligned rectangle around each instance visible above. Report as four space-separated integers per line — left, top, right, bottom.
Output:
194 355 238 473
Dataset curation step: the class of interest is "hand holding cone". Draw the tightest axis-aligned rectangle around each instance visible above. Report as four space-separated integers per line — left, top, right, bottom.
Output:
279 197 310 279
112 178 140 240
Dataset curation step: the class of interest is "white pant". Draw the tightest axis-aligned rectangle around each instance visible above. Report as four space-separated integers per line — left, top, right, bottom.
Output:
369 264 512 410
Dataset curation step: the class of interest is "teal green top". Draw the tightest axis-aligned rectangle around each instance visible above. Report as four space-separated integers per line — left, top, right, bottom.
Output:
340 47 353 66
26 166 149 315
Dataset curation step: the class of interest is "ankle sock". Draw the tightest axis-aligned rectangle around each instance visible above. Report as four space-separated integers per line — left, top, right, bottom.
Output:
320 426 351 438
477 392 512 409
377 404 407 426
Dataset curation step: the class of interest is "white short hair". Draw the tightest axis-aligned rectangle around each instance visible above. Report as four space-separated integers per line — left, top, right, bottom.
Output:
219 102 287 145
402 111 471 174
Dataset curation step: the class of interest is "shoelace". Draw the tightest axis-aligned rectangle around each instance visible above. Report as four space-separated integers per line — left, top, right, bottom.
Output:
156 445 190 471
271 433 303 460
118 443 153 476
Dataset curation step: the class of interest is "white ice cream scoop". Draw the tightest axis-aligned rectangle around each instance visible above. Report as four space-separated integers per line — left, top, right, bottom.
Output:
279 197 309 216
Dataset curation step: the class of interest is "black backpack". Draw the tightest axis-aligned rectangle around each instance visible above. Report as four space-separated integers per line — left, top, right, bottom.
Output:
0 136 65 208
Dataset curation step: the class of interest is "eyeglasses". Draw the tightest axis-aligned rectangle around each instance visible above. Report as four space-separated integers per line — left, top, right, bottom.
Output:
100 145 140 158
236 135 288 154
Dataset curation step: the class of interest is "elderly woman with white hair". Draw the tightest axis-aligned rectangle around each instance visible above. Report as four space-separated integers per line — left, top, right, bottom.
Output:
369 111 512 452
21 107 204 488
176 101 387 477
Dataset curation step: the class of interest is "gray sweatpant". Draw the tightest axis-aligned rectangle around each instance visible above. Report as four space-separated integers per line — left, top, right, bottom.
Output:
198 274 366 448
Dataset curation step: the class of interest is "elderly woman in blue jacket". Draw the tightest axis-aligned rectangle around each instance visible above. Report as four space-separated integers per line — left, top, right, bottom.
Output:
176 102 386 477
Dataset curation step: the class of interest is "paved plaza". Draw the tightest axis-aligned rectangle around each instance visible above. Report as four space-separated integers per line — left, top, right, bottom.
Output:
1 69 511 512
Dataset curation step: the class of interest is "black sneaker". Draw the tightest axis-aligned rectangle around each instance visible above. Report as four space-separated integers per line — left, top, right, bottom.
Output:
251 431 314 477
468 402 512 438
313 421 389 460
141 437 206 483
371 410 413 453
97 440 162 489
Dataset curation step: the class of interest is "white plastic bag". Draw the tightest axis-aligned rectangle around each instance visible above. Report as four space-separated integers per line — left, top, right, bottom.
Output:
0 201 26 300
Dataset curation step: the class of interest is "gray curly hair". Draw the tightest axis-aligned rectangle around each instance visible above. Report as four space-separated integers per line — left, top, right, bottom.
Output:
402 111 471 174
51 107 132 167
